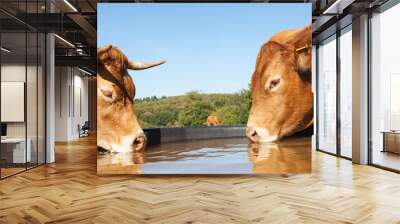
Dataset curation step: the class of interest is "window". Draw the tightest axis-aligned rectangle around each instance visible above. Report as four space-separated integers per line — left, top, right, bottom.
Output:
317 35 337 154
370 3 400 171
339 26 352 158
0 1 46 179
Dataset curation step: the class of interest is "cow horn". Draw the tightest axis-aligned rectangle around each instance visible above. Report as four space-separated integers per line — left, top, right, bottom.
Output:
98 45 112 55
127 59 166 70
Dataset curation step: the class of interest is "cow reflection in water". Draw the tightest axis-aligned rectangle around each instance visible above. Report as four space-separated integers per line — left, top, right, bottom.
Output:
247 138 311 174
97 151 146 174
97 137 310 174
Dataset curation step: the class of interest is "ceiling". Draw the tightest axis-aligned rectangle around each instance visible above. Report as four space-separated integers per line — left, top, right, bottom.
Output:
0 0 98 73
0 0 393 74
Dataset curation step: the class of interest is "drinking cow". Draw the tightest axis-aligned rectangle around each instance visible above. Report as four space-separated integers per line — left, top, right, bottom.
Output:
97 45 165 152
246 25 312 142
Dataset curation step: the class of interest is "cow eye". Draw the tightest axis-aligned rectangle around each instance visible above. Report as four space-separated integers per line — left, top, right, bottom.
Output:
268 78 281 91
100 89 113 99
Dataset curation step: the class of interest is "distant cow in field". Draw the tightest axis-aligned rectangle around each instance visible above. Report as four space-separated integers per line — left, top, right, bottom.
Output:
97 45 165 152
207 116 220 126
246 25 312 142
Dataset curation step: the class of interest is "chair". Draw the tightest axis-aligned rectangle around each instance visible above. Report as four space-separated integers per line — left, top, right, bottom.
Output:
79 121 90 138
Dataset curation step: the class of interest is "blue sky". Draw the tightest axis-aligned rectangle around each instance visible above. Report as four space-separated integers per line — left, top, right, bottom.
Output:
98 4 311 98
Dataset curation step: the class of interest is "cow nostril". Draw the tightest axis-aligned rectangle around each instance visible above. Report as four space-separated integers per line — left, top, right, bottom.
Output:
133 134 147 151
134 138 142 145
246 127 259 142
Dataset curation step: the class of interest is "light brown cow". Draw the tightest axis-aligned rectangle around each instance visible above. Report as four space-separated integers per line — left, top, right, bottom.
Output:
97 45 165 153
246 25 312 142
206 115 220 126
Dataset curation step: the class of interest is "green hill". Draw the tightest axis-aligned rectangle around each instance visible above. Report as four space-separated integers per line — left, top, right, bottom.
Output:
134 89 251 128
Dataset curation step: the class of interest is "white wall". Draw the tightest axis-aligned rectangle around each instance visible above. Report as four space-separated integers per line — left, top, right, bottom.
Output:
1 65 26 137
55 66 69 141
1 63 46 164
72 73 89 138
54 67 89 141
1 64 34 138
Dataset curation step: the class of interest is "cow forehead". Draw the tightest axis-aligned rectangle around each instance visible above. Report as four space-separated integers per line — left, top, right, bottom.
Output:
99 49 131 73
100 47 127 61
98 66 136 101
256 51 287 78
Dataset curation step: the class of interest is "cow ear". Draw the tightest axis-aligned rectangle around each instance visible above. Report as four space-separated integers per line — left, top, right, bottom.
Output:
295 47 311 75
292 25 312 75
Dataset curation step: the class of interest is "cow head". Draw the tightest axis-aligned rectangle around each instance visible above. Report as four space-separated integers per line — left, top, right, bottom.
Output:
97 45 165 153
246 26 313 142
207 116 219 126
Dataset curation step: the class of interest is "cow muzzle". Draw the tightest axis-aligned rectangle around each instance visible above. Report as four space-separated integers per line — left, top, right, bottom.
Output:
98 132 147 153
246 126 279 143
133 132 147 151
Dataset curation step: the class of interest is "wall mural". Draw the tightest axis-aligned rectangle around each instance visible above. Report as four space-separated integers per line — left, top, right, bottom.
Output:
97 3 312 174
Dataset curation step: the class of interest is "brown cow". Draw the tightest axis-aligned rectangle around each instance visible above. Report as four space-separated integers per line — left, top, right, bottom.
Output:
97 45 165 153
206 115 220 126
246 25 312 142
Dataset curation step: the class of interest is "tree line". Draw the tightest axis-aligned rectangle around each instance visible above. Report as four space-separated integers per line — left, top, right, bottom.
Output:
135 89 252 128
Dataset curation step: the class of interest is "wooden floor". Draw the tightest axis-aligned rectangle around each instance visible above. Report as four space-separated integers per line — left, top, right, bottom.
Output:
1 136 400 223
1 167 26 178
373 151 400 171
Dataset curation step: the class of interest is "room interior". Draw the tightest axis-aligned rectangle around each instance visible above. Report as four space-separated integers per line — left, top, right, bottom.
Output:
0 0 399 222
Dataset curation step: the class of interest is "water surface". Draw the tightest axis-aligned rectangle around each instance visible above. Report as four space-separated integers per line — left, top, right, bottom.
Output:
97 137 311 174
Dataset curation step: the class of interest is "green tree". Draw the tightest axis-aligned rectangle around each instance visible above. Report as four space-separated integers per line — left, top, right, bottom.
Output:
177 92 213 126
134 88 252 128
152 110 178 127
